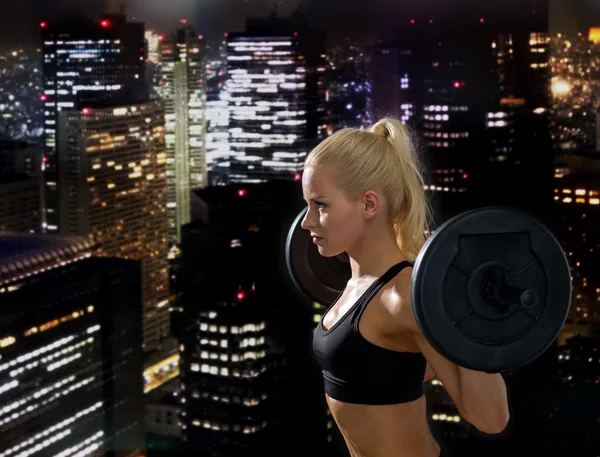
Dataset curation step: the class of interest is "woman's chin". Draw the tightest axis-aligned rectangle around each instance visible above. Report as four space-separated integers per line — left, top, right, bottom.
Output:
318 245 344 258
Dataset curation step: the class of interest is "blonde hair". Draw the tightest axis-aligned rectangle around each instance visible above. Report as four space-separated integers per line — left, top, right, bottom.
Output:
304 118 433 262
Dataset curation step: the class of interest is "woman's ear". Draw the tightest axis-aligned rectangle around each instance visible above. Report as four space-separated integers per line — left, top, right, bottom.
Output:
362 190 381 220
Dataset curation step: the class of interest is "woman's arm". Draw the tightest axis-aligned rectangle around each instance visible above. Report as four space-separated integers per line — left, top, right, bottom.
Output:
413 332 509 434
388 272 510 434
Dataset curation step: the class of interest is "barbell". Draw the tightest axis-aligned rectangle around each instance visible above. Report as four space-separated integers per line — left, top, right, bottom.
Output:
285 206 572 373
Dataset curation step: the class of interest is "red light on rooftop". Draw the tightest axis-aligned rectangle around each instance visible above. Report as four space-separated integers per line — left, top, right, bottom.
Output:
453 81 461 88
294 32 298 36
100 19 111 28
462 173 468 179
180 19 187 24
224 32 229 37
237 291 246 301
40 22 47 28
82 107 92 115
40 94 48 101
410 19 416 24
429 19 434 24
238 189 247 197
479 18 485 23
158 35 164 41
198 34 204 40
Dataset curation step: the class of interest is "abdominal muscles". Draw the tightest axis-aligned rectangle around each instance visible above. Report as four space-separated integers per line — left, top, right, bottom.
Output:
326 394 440 457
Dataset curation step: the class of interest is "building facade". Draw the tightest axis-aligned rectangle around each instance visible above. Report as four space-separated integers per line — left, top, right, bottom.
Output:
158 25 207 247
216 17 327 183
41 13 147 234
178 181 330 457
56 102 169 352
0 235 145 457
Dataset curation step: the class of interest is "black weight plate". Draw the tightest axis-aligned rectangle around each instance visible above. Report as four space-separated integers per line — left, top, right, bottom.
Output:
411 207 572 373
285 207 351 306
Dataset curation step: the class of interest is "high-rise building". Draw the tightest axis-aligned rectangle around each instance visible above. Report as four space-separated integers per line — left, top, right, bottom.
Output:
367 6 553 224
179 181 330 457
216 15 327 184
56 102 169 352
0 141 42 234
158 25 207 248
367 44 415 125
204 38 231 187
41 13 148 234
0 140 42 177
0 174 41 234
325 41 372 131
146 30 162 64
550 34 600 154
0 235 145 457
553 166 600 341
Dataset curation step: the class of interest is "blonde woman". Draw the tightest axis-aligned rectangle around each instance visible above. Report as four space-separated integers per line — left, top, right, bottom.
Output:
304 119 510 457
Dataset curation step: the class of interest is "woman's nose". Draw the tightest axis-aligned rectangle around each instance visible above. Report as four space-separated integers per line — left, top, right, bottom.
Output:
300 209 313 230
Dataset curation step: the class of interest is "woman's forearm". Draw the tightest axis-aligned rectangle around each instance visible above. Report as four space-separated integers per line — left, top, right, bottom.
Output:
458 367 509 434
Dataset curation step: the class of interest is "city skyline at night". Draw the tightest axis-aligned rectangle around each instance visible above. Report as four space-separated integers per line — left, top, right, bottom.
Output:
0 0 599 456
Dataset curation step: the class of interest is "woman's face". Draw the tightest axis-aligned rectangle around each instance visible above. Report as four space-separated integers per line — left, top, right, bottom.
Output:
301 165 364 258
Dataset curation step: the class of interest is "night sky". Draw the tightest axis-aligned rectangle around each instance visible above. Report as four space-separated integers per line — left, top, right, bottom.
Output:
1 0 599 48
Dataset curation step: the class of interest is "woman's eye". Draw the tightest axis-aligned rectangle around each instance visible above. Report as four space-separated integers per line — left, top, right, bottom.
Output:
315 201 325 208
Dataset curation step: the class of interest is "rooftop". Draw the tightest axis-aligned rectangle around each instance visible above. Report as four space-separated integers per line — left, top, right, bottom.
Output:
0 234 96 285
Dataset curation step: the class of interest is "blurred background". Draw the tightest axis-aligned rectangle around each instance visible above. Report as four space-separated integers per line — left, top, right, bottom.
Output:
0 0 598 456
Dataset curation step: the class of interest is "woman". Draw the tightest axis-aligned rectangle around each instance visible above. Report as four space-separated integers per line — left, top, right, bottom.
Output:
302 118 510 457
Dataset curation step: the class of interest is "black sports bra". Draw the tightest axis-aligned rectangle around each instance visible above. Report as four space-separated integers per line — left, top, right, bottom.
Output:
312 261 427 405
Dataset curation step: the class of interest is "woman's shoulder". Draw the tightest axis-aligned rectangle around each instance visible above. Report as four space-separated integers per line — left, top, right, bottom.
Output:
376 266 417 336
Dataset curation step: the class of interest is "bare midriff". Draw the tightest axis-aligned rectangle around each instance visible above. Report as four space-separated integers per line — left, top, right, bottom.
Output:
326 393 441 457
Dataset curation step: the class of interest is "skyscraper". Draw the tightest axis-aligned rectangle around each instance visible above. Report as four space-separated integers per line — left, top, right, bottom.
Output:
204 38 231 187
179 181 329 457
0 141 42 234
368 7 553 224
158 25 207 248
325 41 372 131
0 235 145 457
56 102 169 352
553 165 600 339
550 34 600 154
0 174 41 234
216 15 327 183
41 13 147 234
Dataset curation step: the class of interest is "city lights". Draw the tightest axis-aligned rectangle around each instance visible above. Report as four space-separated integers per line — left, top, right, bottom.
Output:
589 27 600 44
552 78 571 96
0 4 596 456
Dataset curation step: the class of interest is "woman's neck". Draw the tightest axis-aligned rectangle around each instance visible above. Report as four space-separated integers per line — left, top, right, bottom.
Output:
345 227 407 289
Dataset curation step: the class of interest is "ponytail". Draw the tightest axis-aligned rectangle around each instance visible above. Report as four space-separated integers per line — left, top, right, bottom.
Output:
370 118 432 262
